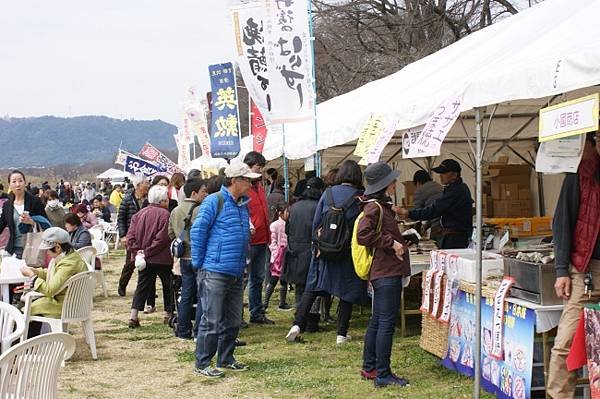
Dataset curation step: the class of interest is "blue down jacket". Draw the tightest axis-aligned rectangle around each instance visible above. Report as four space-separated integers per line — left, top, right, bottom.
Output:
190 186 250 277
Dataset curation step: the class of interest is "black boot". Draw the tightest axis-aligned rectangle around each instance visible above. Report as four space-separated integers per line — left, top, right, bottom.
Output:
264 283 275 310
278 283 292 311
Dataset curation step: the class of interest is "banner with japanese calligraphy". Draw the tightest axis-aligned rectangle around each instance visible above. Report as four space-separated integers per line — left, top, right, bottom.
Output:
403 96 461 159
208 62 241 159
124 155 165 177
442 290 535 399
251 99 268 153
538 93 599 142
175 130 191 171
263 0 315 124
232 2 272 120
139 142 185 175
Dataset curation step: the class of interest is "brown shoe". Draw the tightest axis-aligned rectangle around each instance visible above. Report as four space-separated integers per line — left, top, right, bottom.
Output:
128 319 140 329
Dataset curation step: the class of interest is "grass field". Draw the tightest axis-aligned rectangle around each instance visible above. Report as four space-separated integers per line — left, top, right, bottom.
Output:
57 250 493 398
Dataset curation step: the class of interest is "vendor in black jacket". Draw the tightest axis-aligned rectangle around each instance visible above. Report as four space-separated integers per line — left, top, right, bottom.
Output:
397 159 473 249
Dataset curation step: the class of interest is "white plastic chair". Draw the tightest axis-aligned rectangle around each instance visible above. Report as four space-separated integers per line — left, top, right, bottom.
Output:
103 221 120 250
0 302 25 353
91 239 109 298
0 332 75 399
76 246 97 271
89 225 104 241
21 271 98 360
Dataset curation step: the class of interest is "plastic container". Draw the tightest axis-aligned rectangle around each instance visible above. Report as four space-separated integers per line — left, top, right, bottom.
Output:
434 249 505 283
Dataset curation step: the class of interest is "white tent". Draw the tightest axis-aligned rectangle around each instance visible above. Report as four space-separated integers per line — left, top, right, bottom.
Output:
257 0 600 396
262 0 600 161
96 168 131 180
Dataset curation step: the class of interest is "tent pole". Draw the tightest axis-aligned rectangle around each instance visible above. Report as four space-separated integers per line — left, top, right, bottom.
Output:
283 123 289 202
474 107 484 399
537 172 546 216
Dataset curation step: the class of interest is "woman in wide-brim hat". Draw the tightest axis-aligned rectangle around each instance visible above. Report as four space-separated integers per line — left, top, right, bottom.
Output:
355 161 411 388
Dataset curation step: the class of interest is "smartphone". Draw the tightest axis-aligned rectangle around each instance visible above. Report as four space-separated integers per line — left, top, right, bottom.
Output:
21 211 29 217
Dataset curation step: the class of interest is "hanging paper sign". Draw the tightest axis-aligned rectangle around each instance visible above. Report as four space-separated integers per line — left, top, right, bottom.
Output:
176 131 191 171
354 115 385 158
139 142 185 175
430 270 445 318
208 62 241 159
490 277 515 360
250 99 268 153
535 133 585 174
401 126 423 158
404 96 462 159
538 93 599 142
421 250 441 313
439 255 459 323
124 156 165 177
232 2 272 119
304 154 315 172
365 117 397 164
263 0 315 124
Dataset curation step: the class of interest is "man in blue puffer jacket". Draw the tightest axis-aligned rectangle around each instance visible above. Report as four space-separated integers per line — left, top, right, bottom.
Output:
190 159 261 378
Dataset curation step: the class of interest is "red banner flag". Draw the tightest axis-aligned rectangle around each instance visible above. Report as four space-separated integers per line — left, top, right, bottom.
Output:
251 99 268 153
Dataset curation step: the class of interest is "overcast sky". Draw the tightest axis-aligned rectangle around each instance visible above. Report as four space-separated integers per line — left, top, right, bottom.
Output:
0 1 234 125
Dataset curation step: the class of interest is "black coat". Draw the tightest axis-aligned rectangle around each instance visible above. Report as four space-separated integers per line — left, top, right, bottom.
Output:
0 191 47 255
281 197 319 285
117 190 145 237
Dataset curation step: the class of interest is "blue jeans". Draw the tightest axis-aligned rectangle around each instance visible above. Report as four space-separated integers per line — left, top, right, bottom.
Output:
177 259 202 339
362 276 403 379
248 244 268 319
195 270 243 369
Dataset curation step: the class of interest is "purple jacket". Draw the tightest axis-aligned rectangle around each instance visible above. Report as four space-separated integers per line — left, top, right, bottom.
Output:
127 204 172 265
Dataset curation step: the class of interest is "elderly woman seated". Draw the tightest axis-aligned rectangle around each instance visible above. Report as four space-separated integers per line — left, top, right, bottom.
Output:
20 227 87 337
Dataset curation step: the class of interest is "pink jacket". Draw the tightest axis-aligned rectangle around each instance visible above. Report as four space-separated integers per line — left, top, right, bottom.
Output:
269 218 288 277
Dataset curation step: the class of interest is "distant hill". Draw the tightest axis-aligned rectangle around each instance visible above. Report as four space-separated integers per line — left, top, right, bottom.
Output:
0 115 177 168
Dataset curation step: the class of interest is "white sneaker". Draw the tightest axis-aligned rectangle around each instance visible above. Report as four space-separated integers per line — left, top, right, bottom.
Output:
286 325 301 342
336 334 352 344
143 305 155 314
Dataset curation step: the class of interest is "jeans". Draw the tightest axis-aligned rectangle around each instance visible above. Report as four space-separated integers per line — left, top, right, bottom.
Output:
131 263 173 313
177 259 202 339
195 270 244 369
248 244 268 319
362 276 403 379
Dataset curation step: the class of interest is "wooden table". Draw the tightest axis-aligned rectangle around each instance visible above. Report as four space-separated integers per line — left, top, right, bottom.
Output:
399 253 430 337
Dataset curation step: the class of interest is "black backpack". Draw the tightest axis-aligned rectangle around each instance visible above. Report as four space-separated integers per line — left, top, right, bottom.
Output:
316 188 358 260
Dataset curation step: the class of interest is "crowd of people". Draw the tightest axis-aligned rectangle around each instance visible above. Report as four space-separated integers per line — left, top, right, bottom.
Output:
19 140 600 392
0 151 479 387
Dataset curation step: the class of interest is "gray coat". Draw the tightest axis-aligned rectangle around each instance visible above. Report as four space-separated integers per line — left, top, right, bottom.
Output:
413 180 443 209
70 225 92 250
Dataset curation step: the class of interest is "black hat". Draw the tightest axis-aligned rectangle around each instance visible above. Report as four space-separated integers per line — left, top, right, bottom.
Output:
432 159 461 174
364 162 400 196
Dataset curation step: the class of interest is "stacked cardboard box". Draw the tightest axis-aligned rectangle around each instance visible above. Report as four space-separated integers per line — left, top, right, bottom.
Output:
485 159 533 218
402 181 415 208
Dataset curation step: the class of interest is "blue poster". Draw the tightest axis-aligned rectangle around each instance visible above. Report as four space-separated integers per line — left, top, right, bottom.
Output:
443 290 535 399
208 62 241 159
124 155 165 177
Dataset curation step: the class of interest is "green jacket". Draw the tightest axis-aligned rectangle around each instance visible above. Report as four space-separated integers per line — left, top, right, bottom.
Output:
168 199 200 260
31 250 88 318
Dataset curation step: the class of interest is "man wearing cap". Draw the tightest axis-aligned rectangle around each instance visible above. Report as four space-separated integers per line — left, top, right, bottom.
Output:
190 159 260 378
397 159 473 249
20 227 87 336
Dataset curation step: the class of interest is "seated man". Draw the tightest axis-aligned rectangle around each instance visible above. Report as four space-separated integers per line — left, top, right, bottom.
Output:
20 227 88 336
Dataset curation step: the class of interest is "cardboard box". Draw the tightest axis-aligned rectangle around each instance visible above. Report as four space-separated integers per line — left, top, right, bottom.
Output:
486 164 531 200
493 200 533 218
482 194 493 217
518 189 531 200
402 181 416 197
500 183 519 200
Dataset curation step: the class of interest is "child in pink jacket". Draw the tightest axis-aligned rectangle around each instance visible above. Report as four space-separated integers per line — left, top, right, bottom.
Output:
263 203 291 311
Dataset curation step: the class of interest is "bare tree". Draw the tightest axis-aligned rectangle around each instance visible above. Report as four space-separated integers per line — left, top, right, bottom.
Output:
313 0 526 102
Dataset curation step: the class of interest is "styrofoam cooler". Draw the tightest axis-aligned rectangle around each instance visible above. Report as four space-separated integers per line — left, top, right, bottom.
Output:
433 249 504 283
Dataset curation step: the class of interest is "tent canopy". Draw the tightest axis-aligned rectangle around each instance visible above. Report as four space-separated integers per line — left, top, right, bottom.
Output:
261 0 600 161
96 168 131 180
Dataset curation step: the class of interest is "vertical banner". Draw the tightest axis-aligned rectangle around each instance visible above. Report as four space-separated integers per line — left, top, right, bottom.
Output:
232 2 272 119
208 62 241 159
443 290 535 399
115 149 135 166
184 101 212 158
263 0 315 123
176 129 191 171
250 99 268 153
